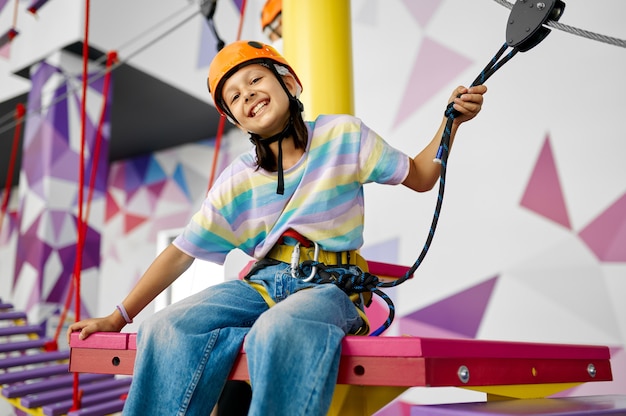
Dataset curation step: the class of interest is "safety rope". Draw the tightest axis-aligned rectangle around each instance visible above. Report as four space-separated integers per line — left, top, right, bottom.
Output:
53 50 118 350
207 0 248 191
318 0 626 336
69 0 91 410
393 42 517 282
297 262 396 336
293 5 561 335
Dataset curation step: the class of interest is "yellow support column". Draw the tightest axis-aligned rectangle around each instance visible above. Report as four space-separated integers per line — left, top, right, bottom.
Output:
282 4 389 414
282 0 354 118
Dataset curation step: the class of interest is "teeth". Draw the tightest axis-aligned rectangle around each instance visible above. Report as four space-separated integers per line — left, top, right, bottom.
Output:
251 101 266 116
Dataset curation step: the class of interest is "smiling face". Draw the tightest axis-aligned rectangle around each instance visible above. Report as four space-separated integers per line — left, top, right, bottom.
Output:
221 64 296 138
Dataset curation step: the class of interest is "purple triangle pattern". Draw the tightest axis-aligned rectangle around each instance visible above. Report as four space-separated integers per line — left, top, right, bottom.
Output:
403 276 498 338
0 0 10 14
13 58 112 313
197 20 219 69
578 192 626 262
231 0 244 12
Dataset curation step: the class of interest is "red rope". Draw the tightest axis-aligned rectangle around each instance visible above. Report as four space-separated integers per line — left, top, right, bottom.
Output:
52 51 117 350
207 115 225 190
235 0 247 41
0 103 25 236
207 0 248 191
70 0 90 411
12 0 19 28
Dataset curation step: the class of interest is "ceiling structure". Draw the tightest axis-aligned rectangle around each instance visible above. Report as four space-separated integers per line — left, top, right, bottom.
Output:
0 43 230 189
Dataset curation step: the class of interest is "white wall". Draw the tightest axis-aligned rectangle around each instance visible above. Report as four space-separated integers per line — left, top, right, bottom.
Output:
351 0 626 401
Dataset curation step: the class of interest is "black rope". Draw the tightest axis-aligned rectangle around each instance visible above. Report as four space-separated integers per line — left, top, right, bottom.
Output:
297 262 395 336
380 42 518 290
291 43 523 337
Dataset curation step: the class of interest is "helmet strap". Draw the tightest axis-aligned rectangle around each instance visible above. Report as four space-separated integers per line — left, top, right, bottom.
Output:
250 121 294 195
265 63 304 114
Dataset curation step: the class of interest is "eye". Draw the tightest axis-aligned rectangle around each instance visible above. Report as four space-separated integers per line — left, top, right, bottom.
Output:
251 77 261 84
230 92 240 104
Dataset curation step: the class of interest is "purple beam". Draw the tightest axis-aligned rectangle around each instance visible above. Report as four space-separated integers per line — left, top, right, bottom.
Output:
2 374 113 398
21 377 132 408
0 351 69 369
0 311 27 320
0 363 68 384
0 324 46 337
0 338 48 353
66 399 126 416
42 386 130 416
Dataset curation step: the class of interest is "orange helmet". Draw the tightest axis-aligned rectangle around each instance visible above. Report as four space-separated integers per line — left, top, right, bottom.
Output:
261 0 282 31
207 40 301 117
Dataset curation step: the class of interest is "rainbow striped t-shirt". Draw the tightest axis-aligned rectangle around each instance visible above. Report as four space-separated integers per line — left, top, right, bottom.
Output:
173 114 410 264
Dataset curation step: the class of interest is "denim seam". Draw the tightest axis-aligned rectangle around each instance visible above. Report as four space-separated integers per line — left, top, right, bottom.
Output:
177 329 220 415
300 326 342 415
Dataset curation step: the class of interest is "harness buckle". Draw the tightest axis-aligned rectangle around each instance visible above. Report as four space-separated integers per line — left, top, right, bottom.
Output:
290 241 320 281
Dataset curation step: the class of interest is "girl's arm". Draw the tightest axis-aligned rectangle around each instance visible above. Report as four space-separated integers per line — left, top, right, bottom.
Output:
67 243 195 341
402 85 487 192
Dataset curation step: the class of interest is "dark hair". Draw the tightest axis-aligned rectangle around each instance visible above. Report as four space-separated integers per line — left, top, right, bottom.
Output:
250 90 307 172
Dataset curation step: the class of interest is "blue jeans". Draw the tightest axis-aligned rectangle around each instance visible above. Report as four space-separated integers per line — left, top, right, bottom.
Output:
122 262 365 416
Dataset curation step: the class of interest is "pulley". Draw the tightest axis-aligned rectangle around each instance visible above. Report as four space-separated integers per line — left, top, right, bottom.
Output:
506 0 566 52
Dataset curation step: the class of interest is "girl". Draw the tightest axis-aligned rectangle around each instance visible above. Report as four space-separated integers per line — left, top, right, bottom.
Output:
68 40 487 415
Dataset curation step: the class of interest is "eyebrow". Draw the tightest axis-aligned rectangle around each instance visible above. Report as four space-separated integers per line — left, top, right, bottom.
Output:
223 67 268 96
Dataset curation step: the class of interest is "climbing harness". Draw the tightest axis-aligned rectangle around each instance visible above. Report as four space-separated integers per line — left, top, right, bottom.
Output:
284 0 571 337
207 0 248 191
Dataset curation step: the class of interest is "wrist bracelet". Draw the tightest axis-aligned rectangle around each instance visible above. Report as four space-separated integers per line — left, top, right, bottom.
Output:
116 304 133 324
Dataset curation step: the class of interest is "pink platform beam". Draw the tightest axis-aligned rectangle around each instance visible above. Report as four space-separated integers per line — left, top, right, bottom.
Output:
69 332 613 388
69 331 617 416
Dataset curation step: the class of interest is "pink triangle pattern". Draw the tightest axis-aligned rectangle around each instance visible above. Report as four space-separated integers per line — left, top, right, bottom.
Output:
578 192 626 262
402 0 443 28
520 134 572 229
0 40 10 59
393 36 473 128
